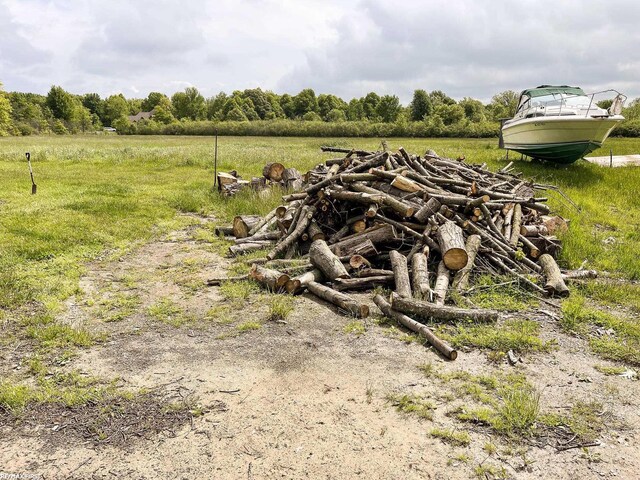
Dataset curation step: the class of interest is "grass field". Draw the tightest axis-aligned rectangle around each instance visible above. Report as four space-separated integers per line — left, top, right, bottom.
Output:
0 134 639 362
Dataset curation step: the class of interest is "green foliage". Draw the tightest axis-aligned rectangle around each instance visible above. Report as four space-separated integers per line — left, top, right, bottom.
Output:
410 89 432 121
0 83 13 136
267 295 294 321
141 92 168 112
293 88 319 117
376 94 401 122
387 393 436 420
429 428 471 446
172 87 206 120
343 320 366 335
103 94 130 126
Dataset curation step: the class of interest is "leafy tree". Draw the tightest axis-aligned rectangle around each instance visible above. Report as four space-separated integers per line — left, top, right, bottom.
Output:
243 88 272 119
0 83 12 136
279 94 295 119
429 90 456 107
51 119 68 135
623 98 640 120
112 116 135 134
141 92 168 112
410 89 432 121
302 111 322 121
103 94 130 126
206 92 228 120
376 95 401 122
266 92 285 118
434 103 465 125
362 92 381 120
127 98 143 115
171 87 206 120
152 97 175 124
458 97 486 122
240 98 260 121
46 85 75 121
346 98 365 121
488 90 519 120
326 108 347 122
318 94 346 120
225 106 248 121
293 89 318 117
82 93 103 117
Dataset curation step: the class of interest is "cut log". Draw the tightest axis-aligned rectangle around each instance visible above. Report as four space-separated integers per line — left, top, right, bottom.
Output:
234 231 280 244
333 275 393 291
436 220 468 271
365 203 379 218
307 221 325 241
351 219 367 233
452 234 481 293
329 224 395 256
206 274 249 286
411 251 432 300
349 255 371 270
282 167 304 191
521 224 549 237
267 206 315 261
286 268 324 294
538 254 570 297
350 183 415 217
390 175 423 193
541 215 569 235
509 204 522 247
248 208 279 236
390 293 499 323
414 197 442 223
233 215 261 239
307 281 369 318
249 264 290 292
433 261 450 306
214 225 234 236
228 243 269 256
373 295 457 360
309 239 350 280
389 250 412 298
263 162 285 182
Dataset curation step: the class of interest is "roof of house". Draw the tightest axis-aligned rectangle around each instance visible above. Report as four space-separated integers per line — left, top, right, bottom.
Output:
128 111 154 122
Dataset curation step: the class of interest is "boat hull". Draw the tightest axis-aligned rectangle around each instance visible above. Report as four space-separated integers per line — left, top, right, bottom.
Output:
501 116 623 164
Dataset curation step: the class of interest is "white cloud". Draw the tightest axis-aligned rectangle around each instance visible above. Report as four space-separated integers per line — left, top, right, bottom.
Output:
1 0 639 103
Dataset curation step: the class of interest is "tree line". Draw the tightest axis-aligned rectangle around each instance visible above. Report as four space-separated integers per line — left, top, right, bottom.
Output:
1 82 639 137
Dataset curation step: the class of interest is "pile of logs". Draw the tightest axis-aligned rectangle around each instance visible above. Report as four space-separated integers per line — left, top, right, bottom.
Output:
213 146 580 360
217 163 303 197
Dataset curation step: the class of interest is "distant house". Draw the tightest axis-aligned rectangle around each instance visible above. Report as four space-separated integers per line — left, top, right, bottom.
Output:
128 110 154 123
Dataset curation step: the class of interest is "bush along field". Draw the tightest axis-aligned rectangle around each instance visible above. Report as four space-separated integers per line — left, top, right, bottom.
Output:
0 134 639 477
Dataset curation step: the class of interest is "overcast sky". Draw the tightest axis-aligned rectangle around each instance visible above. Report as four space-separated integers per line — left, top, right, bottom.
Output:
1 0 639 103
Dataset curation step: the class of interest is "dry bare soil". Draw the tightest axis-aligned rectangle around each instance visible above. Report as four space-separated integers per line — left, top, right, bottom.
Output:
1 216 639 479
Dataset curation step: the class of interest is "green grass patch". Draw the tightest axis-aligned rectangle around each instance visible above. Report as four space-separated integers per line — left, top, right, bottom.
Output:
429 428 471 446
436 319 554 354
219 280 258 303
465 274 535 311
26 323 94 349
343 320 366 335
146 298 192 327
561 294 640 365
97 291 141 322
267 295 294 321
593 364 627 376
387 393 436 420
236 321 262 332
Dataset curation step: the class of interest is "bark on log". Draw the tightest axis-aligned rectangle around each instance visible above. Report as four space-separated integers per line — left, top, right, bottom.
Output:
286 268 324 294
521 224 549 237
391 293 499 323
333 275 393 291
249 264 290 292
436 220 468 271
509 204 522 247
433 261 450 306
452 234 481 293
249 208 279 236
414 197 442 223
307 221 325 241
411 251 432 300
263 162 285 182
282 167 303 191
229 243 269 256
206 274 249 286
232 215 261 238
389 250 412 298
214 225 234 236
538 253 570 297
234 231 281 244
307 281 369 318
373 295 457 360
351 183 415 217
390 175 423 193
266 206 315 261
309 240 350 280
329 224 395 256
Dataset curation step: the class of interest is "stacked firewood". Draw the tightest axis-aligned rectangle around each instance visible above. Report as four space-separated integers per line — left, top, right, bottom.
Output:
212 147 578 359
217 162 303 197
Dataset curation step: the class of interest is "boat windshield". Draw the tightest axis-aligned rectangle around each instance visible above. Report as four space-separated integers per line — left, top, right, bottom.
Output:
515 92 608 118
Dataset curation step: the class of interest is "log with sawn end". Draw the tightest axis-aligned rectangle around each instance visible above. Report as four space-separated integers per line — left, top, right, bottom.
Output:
390 293 499 323
373 295 457 360
306 281 369 318
389 250 412 298
538 253 570 297
309 239 350 281
436 220 468 271
266 206 315 261
249 264 290 292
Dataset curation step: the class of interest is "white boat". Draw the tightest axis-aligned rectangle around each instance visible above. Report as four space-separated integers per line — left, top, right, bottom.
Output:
500 85 626 164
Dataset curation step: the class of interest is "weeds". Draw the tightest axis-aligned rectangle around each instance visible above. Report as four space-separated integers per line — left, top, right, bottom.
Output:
343 320 366 335
236 321 262 332
146 298 191 327
267 295 294 321
430 428 471 446
387 393 436 420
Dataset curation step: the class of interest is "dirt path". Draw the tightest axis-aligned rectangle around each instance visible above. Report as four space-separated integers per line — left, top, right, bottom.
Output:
2 217 639 479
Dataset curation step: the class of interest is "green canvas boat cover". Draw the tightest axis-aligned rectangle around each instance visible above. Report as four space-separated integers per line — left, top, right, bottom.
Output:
522 85 585 98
